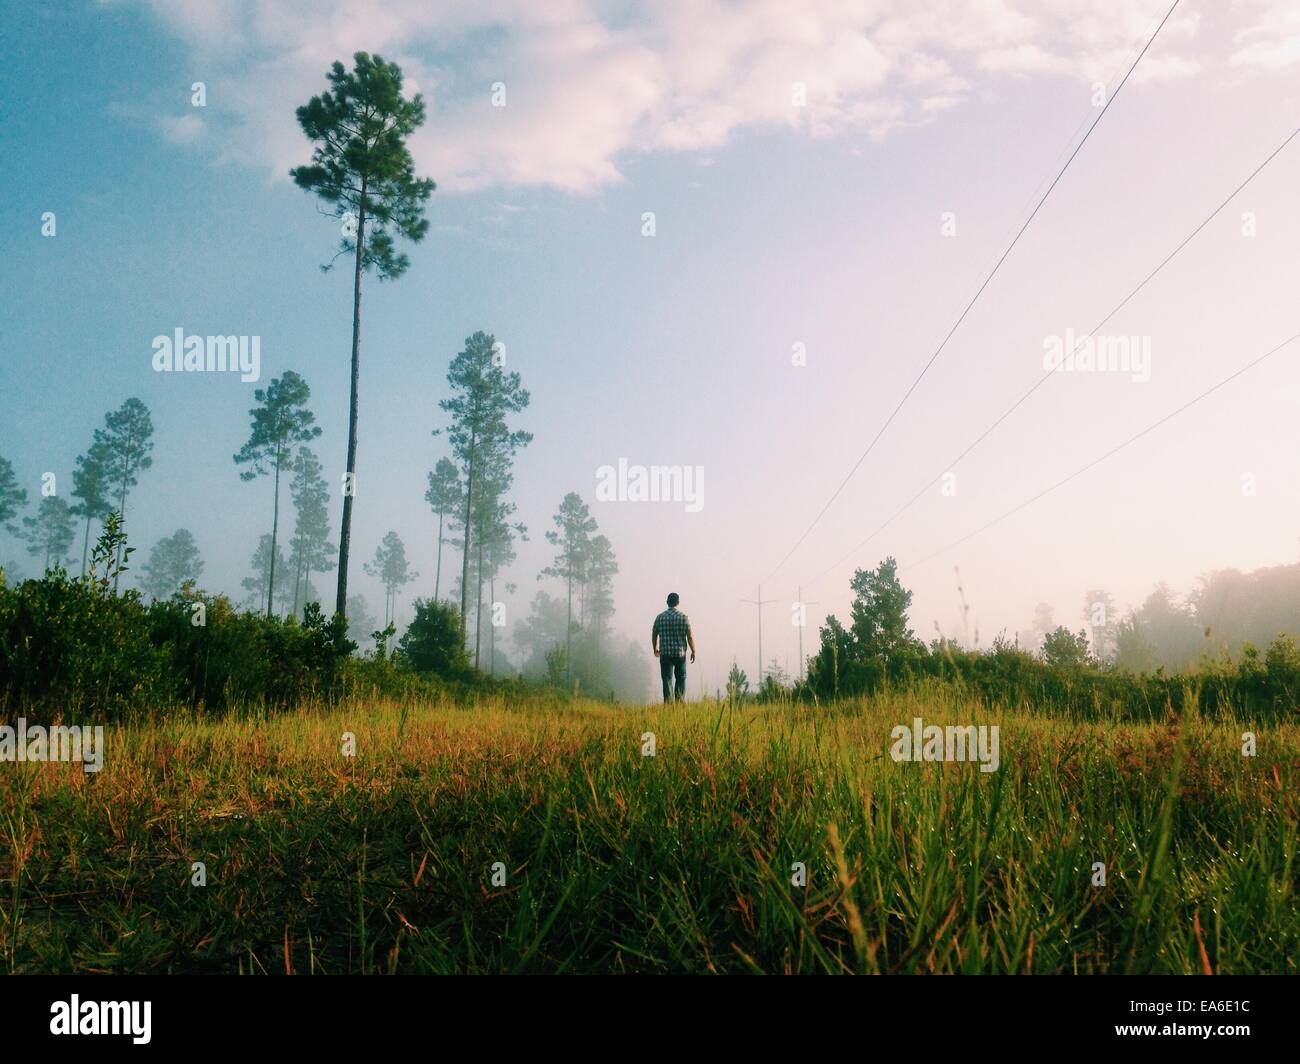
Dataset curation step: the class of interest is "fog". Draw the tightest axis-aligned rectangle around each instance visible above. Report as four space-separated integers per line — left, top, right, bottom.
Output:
3 2 1299 698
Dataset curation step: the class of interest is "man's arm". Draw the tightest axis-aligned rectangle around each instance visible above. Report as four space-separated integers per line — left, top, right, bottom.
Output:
651 617 660 657
687 625 696 664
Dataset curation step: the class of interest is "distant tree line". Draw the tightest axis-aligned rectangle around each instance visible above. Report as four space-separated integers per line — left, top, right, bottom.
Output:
797 557 1300 719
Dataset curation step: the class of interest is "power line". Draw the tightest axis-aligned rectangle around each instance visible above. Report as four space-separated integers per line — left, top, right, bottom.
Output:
900 329 1300 573
739 584 777 686
921 17 1170 374
762 0 1182 584
795 585 820 682
804 124 1300 587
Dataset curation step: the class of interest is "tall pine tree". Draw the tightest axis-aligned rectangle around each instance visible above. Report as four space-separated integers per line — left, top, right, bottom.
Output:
540 492 597 686
436 332 531 641
288 446 335 617
233 371 321 617
424 457 461 603
292 52 435 625
70 440 112 576
90 398 154 588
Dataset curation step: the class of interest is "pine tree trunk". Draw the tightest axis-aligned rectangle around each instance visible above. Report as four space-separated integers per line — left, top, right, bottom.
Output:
474 533 484 668
113 480 128 591
267 446 282 618
80 515 91 577
336 193 366 625
458 430 475 640
434 510 443 601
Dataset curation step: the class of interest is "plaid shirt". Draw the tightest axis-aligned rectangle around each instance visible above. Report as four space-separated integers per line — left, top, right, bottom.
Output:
652 607 691 657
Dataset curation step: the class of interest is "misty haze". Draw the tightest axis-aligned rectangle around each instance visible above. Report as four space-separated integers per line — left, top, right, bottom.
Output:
2 0 1298 1005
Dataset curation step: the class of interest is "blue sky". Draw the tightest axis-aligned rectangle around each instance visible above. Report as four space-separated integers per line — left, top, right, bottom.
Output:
2 1 1300 692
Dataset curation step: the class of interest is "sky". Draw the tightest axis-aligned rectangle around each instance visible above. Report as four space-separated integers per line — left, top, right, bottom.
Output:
2 0 1299 694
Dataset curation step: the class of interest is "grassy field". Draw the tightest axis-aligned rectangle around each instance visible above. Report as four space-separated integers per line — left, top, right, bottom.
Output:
2 690 1297 974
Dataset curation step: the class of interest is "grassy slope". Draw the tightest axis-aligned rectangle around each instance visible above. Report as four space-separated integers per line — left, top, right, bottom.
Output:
2 691 1296 974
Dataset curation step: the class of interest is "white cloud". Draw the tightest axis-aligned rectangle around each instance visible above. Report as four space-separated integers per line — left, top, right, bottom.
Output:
125 0 1296 192
1231 0 1300 70
921 93 964 112
1231 34 1300 69
155 113 206 144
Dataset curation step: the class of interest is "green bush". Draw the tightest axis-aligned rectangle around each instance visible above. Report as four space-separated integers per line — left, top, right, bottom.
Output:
0 572 354 722
0 516 354 721
396 598 470 678
149 594 351 712
803 622 1299 721
0 565 175 721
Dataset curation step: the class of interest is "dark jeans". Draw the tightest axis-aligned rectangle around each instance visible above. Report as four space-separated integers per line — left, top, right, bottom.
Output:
660 654 686 702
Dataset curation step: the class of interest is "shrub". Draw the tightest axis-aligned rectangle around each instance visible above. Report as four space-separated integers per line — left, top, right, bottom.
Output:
1041 626 1093 670
0 564 175 722
149 594 351 712
0 517 353 721
396 598 470 678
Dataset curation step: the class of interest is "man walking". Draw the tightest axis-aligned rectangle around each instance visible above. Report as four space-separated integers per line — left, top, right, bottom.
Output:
652 592 695 702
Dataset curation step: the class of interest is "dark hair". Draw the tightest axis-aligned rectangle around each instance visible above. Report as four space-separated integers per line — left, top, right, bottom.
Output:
666 592 680 608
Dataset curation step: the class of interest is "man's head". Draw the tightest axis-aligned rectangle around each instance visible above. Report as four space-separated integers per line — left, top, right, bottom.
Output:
666 592 680 608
